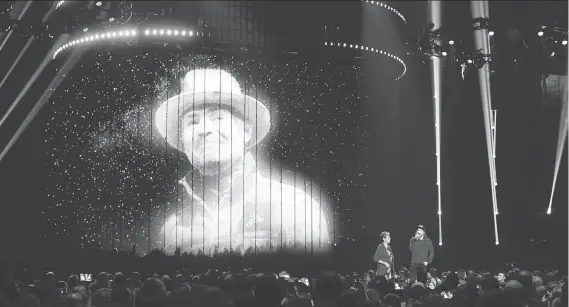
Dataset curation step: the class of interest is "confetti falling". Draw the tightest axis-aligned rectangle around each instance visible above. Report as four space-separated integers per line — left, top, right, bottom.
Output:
45 49 369 255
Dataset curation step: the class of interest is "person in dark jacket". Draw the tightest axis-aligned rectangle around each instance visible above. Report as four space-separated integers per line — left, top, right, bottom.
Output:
373 231 395 278
409 225 434 283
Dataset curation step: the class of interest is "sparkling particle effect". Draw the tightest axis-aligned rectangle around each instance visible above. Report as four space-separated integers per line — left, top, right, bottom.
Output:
46 49 368 255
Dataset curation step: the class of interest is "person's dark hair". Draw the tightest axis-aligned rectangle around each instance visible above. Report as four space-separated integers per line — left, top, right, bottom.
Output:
514 270 533 299
383 293 401 307
428 268 438 278
479 274 499 292
444 272 459 291
422 293 444 307
475 289 507 307
313 272 343 303
136 278 167 307
15 294 40 307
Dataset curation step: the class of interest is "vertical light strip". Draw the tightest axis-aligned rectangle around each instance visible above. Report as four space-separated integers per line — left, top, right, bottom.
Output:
547 76 568 214
428 0 444 246
470 0 499 245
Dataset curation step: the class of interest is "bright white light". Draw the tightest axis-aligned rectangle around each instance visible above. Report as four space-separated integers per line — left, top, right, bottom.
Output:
563 40 567 45
547 208 551 214
355 45 359 48
442 51 447 56
189 31 194 36
467 59 473 63
95 34 100 39
489 31 494 36
538 31 544 36
152 29 157 35
96 1 102 6
449 40 454 45
83 28 88 32
174 30 179 35
131 30 136 36
324 41 328 46
181 30 186 36
109 17 115 22
343 43 347 47
167 29 172 35
438 242 442 246
495 241 499 245
119 31 124 36
159 29 165 35
551 52 555 57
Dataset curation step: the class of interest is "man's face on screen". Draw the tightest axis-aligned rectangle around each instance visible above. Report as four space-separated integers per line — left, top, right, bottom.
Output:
182 105 251 170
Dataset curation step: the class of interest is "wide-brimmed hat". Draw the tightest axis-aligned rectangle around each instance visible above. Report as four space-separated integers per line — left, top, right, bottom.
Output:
155 68 271 151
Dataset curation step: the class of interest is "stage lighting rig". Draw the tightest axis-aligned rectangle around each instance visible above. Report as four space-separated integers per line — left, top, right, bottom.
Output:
48 1 132 35
472 17 490 31
0 1 12 16
411 22 446 59
471 49 491 69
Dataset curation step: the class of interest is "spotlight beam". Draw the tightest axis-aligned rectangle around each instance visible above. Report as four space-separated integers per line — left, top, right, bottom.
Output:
0 2 67 131
0 1 33 53
0 35 69 134
0 40 86 163
547 76 568 214
428 0 444 246
0 36 36 91
470 0 500 245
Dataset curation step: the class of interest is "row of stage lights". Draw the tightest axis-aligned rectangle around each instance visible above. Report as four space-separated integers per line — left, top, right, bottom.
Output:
324 41 407 80
362 0 407 24
53 28 204 59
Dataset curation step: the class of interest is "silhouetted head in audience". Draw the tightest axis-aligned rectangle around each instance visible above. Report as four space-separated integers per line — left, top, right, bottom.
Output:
514 270 533 299
253 273 282 307
408 282 425 301
444 272 459 291
15 294 40 307
91 288 112 307
383 293 401 307
62 293 83 307
504 280 525 307
423 293 445 307
313 272 343 306
136 278 167 307
96 273 110 289
480 274 499 292
67 275 79 289
475 289 507 307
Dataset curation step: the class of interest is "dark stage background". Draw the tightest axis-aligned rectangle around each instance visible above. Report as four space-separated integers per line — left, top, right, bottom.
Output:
0 34 566 272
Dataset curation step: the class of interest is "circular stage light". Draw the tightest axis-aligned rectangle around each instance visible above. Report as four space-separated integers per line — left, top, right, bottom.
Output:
52 27 199 59
325 41 407 80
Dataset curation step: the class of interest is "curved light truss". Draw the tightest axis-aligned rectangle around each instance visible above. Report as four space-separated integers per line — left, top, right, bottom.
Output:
362 0 407 24
325 41 407 80
55 1 65 10
52 27 205 59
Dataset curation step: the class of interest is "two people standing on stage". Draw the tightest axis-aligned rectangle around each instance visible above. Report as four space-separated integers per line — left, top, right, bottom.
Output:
409 225 435 283
373 225 435 282
373 231 395 278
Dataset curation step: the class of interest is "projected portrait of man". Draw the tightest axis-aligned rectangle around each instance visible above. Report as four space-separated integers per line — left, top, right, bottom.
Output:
155 68 331 255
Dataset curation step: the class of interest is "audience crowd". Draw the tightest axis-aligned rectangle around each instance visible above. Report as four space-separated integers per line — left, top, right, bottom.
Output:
0 253 566 307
